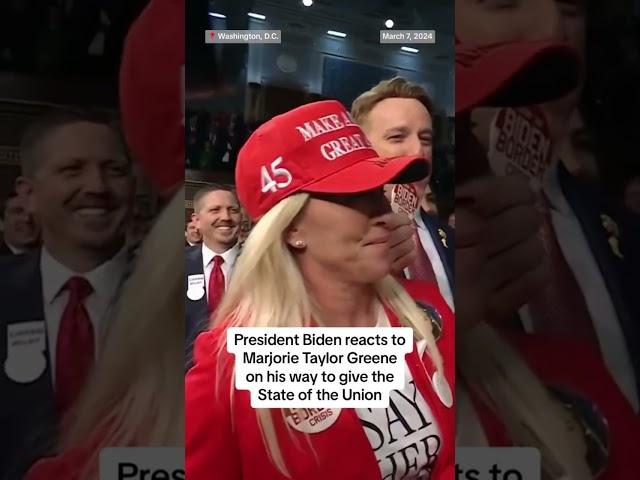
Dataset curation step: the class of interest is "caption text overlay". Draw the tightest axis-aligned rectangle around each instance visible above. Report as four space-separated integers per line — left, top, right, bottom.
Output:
227 327 414 408
100 448 183 480
456 448 540 480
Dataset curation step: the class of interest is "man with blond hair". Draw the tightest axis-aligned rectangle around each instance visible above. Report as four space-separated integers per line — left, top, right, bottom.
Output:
352 77 454 310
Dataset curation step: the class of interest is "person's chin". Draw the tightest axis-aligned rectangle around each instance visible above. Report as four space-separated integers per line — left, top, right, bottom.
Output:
214 230 239 245
71 225 126 250
361 259 392 283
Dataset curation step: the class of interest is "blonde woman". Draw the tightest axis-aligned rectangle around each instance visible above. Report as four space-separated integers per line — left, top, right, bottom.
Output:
186 100 455 480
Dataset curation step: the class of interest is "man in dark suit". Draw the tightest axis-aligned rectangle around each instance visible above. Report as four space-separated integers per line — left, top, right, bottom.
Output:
352 77 455 311
0 189 40 256
185 184 241 370
185 217 202 246
456 0 640 411
0 109 135 478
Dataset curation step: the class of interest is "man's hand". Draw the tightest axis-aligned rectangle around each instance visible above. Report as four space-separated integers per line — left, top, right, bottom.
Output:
456 175 548 331
377 212 416 275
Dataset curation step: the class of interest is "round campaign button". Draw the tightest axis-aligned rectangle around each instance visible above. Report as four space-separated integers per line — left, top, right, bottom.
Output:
187 286 205 301
415 301 443 341
488 106 552 192
391 183 419 218
284 407 341 434
186 274 206 301
4 348 46 384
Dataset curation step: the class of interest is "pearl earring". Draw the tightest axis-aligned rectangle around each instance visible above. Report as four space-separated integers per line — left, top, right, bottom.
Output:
295 240 305 248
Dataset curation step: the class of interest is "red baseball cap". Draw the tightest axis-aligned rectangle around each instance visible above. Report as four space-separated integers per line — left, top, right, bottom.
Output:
456 40 579 114
119 0 184 195
235 100 430 220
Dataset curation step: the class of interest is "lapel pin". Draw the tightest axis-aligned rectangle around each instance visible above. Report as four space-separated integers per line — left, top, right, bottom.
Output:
438 228 448 248
284 407 341 434
600 214 624 259
415 301 443 341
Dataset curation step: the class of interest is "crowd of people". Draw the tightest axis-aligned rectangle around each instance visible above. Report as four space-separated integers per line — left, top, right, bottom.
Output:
185 111 252 172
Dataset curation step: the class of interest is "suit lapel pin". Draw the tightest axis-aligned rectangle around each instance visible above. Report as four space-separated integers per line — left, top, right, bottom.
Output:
600 214 624 259
415 301 443 341
5 321 47 383
437 228 448 248
187 274 206 301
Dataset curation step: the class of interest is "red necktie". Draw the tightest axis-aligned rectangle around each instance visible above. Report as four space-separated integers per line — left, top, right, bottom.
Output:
527 193 599 345
55 277 95 415
406 224 437 283
208 255 225 311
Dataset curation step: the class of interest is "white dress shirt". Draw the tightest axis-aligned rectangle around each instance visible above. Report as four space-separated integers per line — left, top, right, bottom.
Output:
202 242 240 295
41 246 128 383
5 240 25 255
408 212 455 312
520 166 638 411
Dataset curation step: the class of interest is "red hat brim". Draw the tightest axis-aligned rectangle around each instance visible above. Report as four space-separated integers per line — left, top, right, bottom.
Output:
301 155 430 194
456 40 579 114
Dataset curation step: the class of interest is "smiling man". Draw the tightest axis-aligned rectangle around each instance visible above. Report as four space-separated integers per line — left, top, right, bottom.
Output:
352 77 455 310
0 108 134 476
185 184 241 369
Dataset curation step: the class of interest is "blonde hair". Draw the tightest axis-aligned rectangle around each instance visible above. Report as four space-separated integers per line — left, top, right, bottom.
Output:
351 76 434 126
60 188 185 477
212 193 443 476
458 324 593 479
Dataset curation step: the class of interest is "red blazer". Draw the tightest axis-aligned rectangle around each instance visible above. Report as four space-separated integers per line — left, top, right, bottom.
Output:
186 280 455 480
470 332 639 479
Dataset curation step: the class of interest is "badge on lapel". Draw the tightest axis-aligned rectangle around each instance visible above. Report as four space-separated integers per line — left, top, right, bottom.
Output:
549 385 610 478
437 228 448 249
415 301 443 341
284 407 341 434
600 214 623 259
4 321 47 383
187 274 206 301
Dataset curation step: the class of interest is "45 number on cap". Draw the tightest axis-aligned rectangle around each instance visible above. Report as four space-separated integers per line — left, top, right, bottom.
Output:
261 157 293 193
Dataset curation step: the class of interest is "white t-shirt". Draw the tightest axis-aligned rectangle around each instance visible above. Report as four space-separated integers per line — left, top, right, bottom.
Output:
356 308 442 479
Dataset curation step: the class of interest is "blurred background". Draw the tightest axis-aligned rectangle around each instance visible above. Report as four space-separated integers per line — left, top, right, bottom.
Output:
0 0 159 252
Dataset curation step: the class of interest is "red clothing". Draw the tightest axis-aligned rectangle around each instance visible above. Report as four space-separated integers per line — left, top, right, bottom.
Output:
186 280 456 480
470 332 639 479
24 438 98 479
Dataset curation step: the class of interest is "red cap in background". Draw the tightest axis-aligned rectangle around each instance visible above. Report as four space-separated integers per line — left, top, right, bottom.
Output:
456 40 580 114
119 0 184 195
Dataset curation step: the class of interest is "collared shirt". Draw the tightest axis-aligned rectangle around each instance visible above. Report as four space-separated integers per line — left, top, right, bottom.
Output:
520 165 638 411
410 212 455 312
41 246 128 382
202 242 240 295
6 241 25 255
